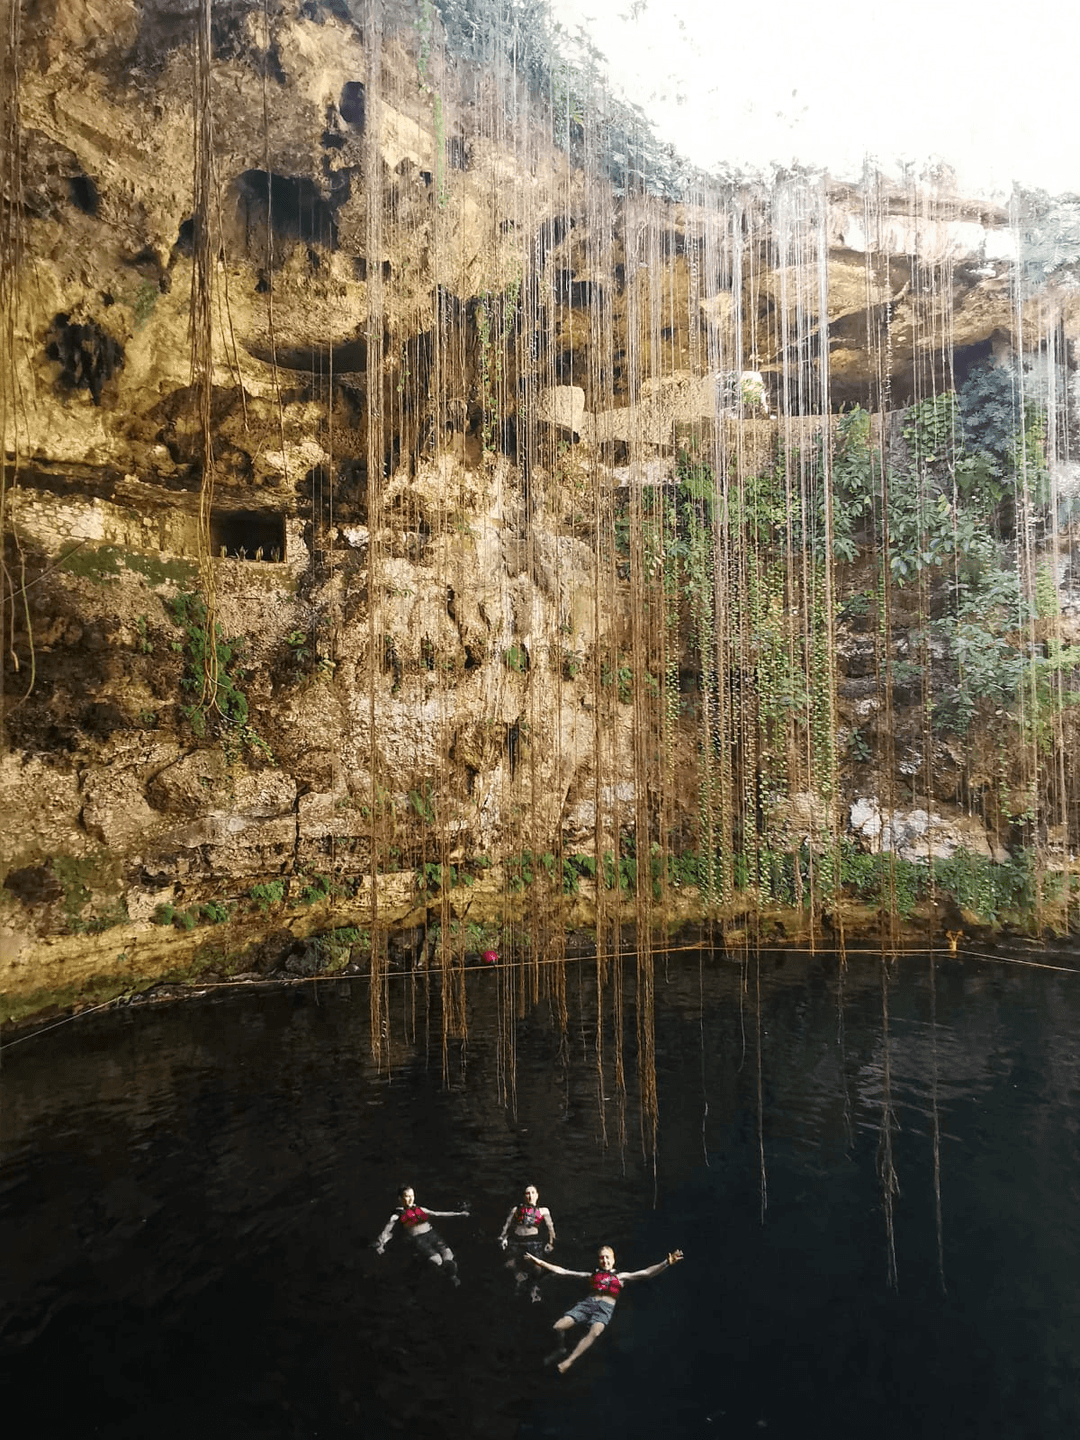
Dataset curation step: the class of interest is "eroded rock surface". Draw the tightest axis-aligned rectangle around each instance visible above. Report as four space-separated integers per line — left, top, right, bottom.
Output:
3 0 1079 1018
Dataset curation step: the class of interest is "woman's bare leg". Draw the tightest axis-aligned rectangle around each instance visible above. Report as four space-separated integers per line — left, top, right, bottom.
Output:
557 1321 606 1374
429 1244 460 1286
543 1315 575 1365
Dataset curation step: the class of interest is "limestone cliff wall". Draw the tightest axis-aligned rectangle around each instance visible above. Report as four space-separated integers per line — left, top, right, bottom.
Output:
3 0 1079 1020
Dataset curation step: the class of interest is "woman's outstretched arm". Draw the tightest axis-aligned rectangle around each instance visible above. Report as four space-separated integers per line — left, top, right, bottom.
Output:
525 1254 588 1278
373 1213 399 1253
422 1207 470 1218
498 1206 517 1248
617 1249 684 1282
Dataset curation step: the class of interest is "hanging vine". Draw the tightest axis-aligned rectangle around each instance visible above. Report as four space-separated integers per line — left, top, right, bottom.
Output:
190 0 219 716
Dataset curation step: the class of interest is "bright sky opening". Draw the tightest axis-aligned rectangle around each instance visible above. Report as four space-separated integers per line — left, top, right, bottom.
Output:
549 0 1078 198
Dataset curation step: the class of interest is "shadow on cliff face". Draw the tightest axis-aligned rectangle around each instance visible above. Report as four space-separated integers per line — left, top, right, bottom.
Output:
1 542 180 756
119 0 289 79
228 168 340 259
44 313 125 407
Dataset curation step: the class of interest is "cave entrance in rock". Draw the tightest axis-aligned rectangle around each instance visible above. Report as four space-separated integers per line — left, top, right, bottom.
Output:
231 169 338 253
211 509 286 562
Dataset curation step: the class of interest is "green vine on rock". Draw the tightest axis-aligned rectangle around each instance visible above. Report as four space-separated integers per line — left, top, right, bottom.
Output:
169 591 274 760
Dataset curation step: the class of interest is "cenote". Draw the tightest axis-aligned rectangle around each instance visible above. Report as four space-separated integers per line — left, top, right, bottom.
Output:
4 942 1080 1439
4 1 1080 1435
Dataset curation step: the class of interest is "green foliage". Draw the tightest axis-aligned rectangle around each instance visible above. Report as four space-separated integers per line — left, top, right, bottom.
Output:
170 592 272 759
67 896 128 934
846 727 872 763
829 407 877 562
613 501 631 559
502 644 529 674
932 849 1011 924
416 854 491 899
505 851 532 890
596 647 658 705
285 624 335 682
50 854 128 935
562 852 596 893
598 845 658 896
1021 636 1080 746
957 362 1017 481
846 847 924 915
902 392 960 468
504 849 556 892
676 448 716 510
508 823 1060 931
891 491 974 588
932 549 1028 736
417 860 458 894
432 0 687 199
408 780 437 825
861 396 975 585
249 880 285 913
663 850 700 888
1035 562 1059 619
559 646 581 680
807 384 1053 594
726 461 791 538
956 363 1051 519
804 841 1048 926
152 903 197 931
171 591 247 726
599 649 636 703
757 840 928 917
464 919 499 951
1015 191 1080 286
417 0 435 76
610 486 675 577
313 926 367 970
933 618 1026 735
426 917 501 958
52 854 92 925
299 872 334 906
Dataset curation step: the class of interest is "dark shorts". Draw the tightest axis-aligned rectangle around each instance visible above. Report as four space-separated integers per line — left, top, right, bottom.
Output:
563 1297 615 1329
509 1236 544 1259
413 1228 451 1261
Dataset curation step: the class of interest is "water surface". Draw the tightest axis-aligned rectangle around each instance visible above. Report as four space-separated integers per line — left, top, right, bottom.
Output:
4 945 1080 1438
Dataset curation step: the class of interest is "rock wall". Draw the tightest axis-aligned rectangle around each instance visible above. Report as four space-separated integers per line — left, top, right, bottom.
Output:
3 0 1079 1021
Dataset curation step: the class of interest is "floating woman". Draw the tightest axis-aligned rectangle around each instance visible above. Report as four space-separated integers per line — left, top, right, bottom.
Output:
498 1183 557 1300
527 1244 684 1372
374 1185 469 1286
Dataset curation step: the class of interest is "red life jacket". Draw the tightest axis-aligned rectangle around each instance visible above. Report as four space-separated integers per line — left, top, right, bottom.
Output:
589 1269 622 1298
515 1204 543 1227
399 1204 429 1227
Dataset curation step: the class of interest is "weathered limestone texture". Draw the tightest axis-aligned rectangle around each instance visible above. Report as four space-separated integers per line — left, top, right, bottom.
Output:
2 0 1078 1022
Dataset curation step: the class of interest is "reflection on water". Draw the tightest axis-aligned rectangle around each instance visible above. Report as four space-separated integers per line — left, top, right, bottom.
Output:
3 946 1080 1439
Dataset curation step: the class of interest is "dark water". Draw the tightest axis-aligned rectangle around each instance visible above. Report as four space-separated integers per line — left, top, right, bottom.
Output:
4 945 1080 1439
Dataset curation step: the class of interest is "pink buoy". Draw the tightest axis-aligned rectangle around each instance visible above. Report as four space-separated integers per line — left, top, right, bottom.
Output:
482 949 499 966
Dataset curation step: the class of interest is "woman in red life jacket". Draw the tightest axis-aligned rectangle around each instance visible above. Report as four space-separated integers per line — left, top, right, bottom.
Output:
527 1243 684 1373
498 1184 556 1301
373 1185 469 1286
